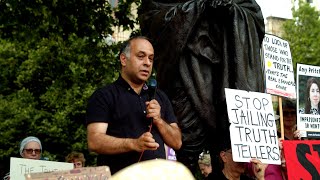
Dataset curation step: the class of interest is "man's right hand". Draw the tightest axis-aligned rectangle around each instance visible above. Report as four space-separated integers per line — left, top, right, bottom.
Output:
88 122 160 154
133 132 159 152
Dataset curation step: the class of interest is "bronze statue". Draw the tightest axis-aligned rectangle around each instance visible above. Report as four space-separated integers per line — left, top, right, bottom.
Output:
139 0 265 173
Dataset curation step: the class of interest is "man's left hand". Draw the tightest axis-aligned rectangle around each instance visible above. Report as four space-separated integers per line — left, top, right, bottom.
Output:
146 99 161 123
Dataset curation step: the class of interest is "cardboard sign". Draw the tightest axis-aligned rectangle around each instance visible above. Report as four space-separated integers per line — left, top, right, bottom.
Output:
225 88 281 165
10 157 73 180
282 140 320 180
25 166 111 180
297 63 320 138
263 34 296 99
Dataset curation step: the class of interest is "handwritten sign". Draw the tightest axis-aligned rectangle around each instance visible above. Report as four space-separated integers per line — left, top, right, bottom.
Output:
263 34 296 99
297 63 320 138
25 166 111 180
10 157 73 180
225 88 281 165
282 140 320 180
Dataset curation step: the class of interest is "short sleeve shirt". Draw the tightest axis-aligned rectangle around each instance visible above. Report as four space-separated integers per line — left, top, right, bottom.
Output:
86 76 177 174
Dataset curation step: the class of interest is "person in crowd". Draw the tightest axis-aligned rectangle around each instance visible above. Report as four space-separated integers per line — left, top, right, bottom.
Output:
86 36 182 174
249 98 300 180
3 136 43 180
198 152 212 178
277 98 299 140
209 148 266 180
299 77 320 115
20 136 42 160
65 151 86 168
208 134 267 180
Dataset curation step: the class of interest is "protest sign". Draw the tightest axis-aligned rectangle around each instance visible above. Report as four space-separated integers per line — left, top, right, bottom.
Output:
167 147 177 161
263 34 296 99
25 166 111 180
10 157 73 180
225 88 281 165
297 63 320 138
282 140 320 180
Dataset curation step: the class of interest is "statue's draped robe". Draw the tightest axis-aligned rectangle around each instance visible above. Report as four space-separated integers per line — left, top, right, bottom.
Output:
139 0 265 171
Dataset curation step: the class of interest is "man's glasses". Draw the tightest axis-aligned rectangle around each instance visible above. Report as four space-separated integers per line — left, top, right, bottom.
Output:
283 111 296 116
24 149 41 154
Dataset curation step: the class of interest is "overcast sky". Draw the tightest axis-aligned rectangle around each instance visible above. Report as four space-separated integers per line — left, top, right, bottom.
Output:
255 0 293 20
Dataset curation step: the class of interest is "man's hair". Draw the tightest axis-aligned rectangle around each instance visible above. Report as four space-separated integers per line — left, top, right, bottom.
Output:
119 36 152 59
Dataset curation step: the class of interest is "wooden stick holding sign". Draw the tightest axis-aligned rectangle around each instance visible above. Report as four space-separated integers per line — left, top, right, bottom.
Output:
278 96 284 140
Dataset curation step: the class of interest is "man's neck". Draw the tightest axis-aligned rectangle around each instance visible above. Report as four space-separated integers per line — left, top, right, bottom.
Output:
121 74 144 94
222 168 241 180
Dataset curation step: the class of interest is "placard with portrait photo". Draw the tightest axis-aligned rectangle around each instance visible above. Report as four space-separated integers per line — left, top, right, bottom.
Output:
296 63 320 139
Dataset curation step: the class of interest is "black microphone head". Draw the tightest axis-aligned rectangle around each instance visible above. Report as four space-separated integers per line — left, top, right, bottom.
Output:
148 78 157 100
148 78 157 88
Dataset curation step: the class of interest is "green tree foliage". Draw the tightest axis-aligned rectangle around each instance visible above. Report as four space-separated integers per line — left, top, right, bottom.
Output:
0 0 114 41
282 1 320 69
0 0 141 174
114 0 141 31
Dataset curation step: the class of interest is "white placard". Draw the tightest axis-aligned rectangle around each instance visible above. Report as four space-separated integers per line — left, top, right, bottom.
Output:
296 63 320 139
25 166 111 180
10 157 73 180
263 34 296 99
225 88 281 165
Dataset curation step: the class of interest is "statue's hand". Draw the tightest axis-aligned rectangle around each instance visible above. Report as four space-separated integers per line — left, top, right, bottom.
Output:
207 0 232 8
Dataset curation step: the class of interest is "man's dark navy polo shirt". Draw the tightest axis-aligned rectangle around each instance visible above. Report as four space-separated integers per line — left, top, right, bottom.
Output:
86 76 177 174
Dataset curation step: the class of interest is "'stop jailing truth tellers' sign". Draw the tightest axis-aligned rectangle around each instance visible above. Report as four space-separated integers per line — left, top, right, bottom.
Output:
225 88 281 165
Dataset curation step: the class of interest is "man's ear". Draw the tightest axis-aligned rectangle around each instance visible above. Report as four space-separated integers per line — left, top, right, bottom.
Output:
220 151 227 163
120 53 127 66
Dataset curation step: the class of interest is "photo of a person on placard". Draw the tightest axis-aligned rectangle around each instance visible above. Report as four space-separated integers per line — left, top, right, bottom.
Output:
299 77 320 115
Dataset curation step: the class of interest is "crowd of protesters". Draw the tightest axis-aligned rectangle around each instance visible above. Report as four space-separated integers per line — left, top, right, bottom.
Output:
3 36 318 180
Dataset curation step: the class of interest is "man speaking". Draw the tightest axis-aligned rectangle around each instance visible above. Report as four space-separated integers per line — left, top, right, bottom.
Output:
86 36 182 174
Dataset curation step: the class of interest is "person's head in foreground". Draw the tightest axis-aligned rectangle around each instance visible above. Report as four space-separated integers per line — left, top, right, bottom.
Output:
65 151 86 168
111 159 195 180
20 136 42 160
198 152 212 177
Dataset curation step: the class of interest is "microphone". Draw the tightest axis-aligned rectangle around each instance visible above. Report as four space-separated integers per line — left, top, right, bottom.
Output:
138 78 157 162
147 78 157 125
148 78 157 100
